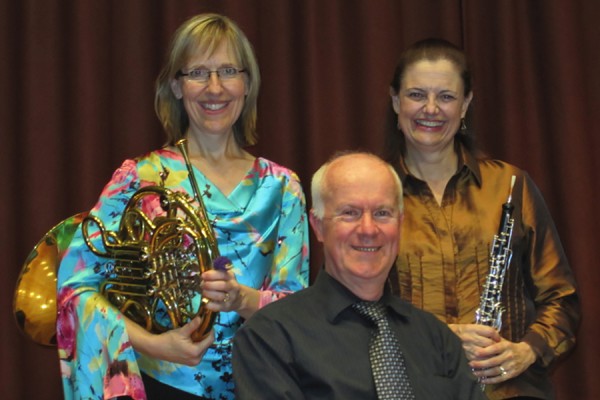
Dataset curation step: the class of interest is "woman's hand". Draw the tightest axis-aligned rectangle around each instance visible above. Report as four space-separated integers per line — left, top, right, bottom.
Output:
468 338 536 384
126 316 215 366
449 323 536 383
200 268 260 319
448 323 501 360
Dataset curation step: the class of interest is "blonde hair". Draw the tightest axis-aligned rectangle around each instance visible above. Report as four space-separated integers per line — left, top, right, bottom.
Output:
155 13 261 146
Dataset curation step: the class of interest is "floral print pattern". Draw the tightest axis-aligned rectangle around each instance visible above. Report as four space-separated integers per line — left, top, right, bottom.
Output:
57 148 309 399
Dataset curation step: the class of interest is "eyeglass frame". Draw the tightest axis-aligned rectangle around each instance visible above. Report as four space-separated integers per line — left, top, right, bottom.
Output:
175 66 247 82
320 207 401 226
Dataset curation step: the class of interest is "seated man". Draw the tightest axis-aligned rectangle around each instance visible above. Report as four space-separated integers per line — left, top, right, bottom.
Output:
232 152 486 399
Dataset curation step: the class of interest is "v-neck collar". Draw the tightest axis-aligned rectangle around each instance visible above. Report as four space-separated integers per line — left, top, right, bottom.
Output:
161 148 261 214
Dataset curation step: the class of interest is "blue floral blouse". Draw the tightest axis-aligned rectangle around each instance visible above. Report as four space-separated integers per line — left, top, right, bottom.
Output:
56 148 310 399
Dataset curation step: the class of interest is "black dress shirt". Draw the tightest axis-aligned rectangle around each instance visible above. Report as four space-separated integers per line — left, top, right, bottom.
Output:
233 270 486 399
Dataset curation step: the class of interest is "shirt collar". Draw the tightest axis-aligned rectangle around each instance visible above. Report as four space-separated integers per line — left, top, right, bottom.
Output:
459 143 482 186
397 141 482 188
313 269 414 324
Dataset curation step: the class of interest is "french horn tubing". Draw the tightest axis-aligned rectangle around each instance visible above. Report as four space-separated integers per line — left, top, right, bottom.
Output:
13 139 223 345
82 139 221 341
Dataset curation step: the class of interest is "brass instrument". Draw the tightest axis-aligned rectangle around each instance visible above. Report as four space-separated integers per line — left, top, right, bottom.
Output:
13 139 221 346
13 213 88 346
82 139 220 341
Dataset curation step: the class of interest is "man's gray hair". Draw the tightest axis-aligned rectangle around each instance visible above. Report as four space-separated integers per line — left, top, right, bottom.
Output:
310 151 403 219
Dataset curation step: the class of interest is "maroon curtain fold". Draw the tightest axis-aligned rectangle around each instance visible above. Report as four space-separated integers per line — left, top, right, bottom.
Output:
2 1 597 398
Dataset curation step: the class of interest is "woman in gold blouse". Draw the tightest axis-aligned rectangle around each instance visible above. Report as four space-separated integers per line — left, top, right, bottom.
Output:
383 38 580 400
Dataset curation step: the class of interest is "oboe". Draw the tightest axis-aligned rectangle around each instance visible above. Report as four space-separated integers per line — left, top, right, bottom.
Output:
475 175 516 330
474 175 516 390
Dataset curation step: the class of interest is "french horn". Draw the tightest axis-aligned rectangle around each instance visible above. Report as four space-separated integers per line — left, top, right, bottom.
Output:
13 213 87 346
13 139 222 345
82 139 222 341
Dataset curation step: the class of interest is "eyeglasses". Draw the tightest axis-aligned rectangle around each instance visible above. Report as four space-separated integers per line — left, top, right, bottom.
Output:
176 67 247 83
323 208 399 225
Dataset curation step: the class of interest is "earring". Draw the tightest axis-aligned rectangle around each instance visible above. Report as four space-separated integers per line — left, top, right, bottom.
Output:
460 118 467 132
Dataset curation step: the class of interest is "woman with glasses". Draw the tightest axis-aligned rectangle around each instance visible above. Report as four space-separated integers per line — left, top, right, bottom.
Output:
383 38 580 399
56 14 309 400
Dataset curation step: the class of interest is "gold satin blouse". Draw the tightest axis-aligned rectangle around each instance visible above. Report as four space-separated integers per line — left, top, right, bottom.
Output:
391 144 580 399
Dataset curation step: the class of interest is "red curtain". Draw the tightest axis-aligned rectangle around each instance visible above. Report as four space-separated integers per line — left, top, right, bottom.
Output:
2 1 597 398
